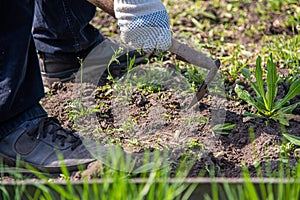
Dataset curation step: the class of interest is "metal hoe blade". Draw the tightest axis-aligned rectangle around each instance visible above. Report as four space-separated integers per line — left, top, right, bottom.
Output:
187 59 221 108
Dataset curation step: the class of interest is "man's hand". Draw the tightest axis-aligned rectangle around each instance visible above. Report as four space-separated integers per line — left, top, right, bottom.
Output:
114 0 172 53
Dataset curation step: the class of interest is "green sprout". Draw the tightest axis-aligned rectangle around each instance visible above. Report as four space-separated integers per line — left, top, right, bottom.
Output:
235 55 300 125
212 123 236 135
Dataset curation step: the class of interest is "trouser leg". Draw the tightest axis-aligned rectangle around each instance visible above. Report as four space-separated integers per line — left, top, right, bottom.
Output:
32 0 104 54
0 1 47 139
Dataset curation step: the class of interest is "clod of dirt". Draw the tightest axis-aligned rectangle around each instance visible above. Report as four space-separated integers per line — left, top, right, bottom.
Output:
73 161 105 180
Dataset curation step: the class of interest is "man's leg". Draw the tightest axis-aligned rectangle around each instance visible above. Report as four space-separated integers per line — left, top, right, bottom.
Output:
0 1 46 131
32 0 149 87
32 0 105 85
0 1 97 173
33 0 103 54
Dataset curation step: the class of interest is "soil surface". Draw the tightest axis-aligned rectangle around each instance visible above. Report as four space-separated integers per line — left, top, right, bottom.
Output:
41 1 300 179
3 1 300 181
41 77 300 178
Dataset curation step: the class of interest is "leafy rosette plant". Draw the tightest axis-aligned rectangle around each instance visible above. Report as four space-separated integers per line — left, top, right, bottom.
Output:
235 55 300 125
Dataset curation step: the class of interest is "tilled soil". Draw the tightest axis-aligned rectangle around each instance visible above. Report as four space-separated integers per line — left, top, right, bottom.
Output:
40 1 300 178
40 68 300 178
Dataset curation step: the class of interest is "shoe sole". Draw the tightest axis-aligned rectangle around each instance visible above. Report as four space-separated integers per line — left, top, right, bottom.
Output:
0 153 94 174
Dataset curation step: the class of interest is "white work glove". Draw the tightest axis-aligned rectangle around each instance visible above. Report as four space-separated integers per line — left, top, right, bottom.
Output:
114 0 172 53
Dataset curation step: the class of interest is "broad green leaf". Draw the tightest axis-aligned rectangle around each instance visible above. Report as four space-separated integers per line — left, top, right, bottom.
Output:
282 133 300 146
242 67 262 98
274 79 300 110
212 123 237 131
235 84 266 113
242 68 252 81
280 102 300 114
255 96 266 110
255 56 267 106
244 111 260 118
212 123 236 135
272 115 290 126
265 55 278 111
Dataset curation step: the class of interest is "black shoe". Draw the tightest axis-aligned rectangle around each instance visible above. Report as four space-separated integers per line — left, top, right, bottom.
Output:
38 40 96 87
0 117 96 173
39 38 150 87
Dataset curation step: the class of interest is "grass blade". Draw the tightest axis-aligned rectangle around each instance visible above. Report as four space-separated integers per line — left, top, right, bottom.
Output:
243 171 259 200
244 111 260 118
212 123 236 135
255 96 267 111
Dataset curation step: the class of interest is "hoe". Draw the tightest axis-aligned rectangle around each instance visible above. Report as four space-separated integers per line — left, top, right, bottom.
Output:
87 0 221 107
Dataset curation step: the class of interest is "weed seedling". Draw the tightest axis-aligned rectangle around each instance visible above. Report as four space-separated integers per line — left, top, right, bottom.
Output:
235 55 300 125
212 123 236 135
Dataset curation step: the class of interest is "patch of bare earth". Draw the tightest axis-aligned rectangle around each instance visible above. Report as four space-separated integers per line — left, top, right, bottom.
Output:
40 67 300 178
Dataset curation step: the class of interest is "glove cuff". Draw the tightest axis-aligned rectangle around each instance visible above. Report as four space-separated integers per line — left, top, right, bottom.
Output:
114 0 165 18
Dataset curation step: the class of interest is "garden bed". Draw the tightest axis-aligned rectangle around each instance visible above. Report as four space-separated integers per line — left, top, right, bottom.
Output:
40 0 300 180
1 0 300 199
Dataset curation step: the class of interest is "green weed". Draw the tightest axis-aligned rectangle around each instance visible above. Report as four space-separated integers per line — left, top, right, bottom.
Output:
187 139 203 149
235 55 300 125
212 123 237 135
67 100 99 123
267 0 299 11
283 133 300 147
263 34 300 70
0 149 200 200
182 65 205 90
279 135 295 163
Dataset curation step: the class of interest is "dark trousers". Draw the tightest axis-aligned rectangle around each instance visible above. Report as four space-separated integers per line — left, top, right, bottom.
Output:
0 0 105 139
33 0 104 54
0 1 46 138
